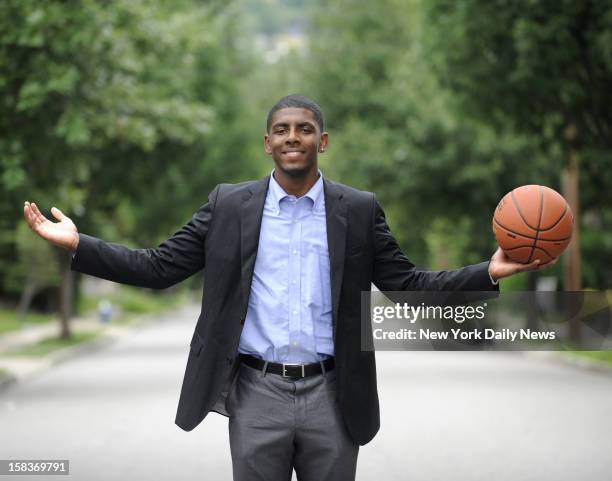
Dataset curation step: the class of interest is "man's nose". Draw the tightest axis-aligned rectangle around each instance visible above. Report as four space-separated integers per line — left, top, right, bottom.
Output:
286 127 300 143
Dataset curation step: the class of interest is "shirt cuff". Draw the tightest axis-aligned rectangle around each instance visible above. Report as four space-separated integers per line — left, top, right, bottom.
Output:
488 269 499 286
71 234 80 259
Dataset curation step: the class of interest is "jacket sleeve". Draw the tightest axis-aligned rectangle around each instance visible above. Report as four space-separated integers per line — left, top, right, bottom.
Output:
71 185 220 289
371 196 498 292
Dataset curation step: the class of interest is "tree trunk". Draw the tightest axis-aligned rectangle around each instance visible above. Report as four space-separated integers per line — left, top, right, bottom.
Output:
525 271 538 331
58 249 74 340
562 123 582 343
16 279 38 323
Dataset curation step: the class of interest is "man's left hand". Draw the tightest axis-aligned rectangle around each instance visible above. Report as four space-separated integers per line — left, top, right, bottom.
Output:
488 247 558 282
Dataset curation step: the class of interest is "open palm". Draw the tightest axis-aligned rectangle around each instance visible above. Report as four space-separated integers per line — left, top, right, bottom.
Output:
488 246 557 281
23 201 79 251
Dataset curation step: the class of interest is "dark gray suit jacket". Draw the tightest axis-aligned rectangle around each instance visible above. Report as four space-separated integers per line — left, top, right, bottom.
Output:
71 175 497 445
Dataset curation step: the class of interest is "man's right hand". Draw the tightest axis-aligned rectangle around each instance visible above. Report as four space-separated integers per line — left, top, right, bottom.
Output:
23 201 79 252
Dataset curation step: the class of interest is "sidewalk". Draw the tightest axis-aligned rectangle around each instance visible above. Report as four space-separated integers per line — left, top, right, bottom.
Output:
525 350 612 375
0 306 188 390
0 314 99 354
1 304 609 393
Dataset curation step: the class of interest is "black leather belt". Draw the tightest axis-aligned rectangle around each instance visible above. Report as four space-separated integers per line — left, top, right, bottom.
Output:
239 353 335 379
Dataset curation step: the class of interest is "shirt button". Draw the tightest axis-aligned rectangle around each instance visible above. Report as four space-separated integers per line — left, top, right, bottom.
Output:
292 279 297 284
293 341 298 346
292 249 298 255
292 310 297 315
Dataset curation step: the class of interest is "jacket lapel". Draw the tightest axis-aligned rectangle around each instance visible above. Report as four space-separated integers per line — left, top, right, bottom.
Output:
323 178 348 339
240 176 269 310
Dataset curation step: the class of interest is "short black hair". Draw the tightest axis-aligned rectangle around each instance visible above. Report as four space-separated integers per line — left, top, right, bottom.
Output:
267 94 325 132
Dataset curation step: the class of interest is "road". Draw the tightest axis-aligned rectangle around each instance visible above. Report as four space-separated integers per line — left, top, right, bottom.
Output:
1 303 611 480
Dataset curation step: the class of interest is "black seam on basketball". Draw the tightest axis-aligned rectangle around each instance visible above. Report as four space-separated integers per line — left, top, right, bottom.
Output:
493 218 537 240
527 187 544 263
504 245 554 259
532 245 554 260
539 205 568 232
535 236 572 243
493 218 572 242
511 189 538 230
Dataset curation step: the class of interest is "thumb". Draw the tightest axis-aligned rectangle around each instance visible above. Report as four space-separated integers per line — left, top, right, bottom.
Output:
520 259 540 272
50 206 67 221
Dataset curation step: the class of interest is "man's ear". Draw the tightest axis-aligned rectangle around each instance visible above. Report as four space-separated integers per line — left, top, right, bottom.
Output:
318 132 329 153
264 134 272 155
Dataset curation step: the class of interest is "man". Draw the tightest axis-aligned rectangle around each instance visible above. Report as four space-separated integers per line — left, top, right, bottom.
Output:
23 95 552 481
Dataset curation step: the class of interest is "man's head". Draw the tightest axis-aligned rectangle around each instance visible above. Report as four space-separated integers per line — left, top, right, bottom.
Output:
266 94 325 132
265 94 328 179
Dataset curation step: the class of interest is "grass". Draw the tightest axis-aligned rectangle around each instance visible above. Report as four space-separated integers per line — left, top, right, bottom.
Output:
2 331 102 357
78 285 190 323
0 307 55 335
0 286 191 363
0 286 185 336
564 350 612 366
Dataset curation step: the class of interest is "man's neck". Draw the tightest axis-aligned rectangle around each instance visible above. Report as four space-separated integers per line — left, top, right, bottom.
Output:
273 169 320 197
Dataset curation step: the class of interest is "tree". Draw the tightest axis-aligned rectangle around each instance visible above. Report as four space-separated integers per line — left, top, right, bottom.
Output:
6 222 60 321
425 0 612 290
0 0 249 337
301 0 557 269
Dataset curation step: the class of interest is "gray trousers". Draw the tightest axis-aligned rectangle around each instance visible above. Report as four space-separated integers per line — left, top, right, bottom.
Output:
226 362 359 481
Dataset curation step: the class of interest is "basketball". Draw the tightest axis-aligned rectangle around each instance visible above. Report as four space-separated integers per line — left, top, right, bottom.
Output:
492 185 574 264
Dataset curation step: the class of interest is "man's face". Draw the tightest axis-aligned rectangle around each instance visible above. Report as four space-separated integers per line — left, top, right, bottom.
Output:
265 107 328 178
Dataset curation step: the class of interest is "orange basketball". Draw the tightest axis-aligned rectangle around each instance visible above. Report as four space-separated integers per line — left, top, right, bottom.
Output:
492 185 573 264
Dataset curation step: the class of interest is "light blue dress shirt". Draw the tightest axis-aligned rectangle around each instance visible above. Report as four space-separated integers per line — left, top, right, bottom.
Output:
237 171 334 364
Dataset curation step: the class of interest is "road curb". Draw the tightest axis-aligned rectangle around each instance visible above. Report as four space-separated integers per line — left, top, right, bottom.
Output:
0 330 123 390
0 303 199 391
525 350 612 376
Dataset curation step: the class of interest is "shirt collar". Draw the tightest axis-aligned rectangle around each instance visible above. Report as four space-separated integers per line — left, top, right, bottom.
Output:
269 169 324 211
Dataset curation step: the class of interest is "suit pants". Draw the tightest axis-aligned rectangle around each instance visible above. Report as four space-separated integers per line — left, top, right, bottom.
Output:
226 361 359 481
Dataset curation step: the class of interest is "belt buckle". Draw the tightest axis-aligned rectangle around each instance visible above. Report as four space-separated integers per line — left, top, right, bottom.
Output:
282 363 305 378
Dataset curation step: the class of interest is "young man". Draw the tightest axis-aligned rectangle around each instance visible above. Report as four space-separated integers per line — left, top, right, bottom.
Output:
24 95 552 481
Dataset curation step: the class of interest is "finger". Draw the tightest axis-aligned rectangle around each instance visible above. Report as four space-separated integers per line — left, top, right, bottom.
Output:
519 259 540 272
51 206 66 221
24 201 39 228
491 247 505 261
23 202 34 227
537 258 558 270
31 203 48 224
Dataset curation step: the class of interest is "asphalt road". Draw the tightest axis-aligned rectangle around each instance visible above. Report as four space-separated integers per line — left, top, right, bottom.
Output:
1 304 611 481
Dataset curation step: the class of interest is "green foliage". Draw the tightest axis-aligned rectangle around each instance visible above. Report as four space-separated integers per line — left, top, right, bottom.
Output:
426 0 612 152
3 221 60 293
0 0 259 299
302 0 560 266
424 0 612 286
2 0 610 306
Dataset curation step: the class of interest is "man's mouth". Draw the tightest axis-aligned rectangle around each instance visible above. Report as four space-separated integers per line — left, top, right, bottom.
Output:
283 151 305 158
